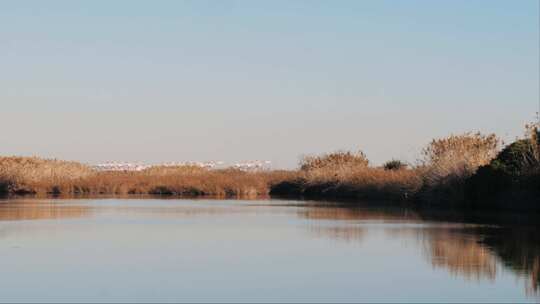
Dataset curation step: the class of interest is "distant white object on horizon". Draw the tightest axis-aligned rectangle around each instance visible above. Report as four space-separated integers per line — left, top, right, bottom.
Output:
231 160 272 171
91 160 271 172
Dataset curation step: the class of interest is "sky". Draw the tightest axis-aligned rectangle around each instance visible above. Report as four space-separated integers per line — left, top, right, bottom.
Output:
1 0 538 168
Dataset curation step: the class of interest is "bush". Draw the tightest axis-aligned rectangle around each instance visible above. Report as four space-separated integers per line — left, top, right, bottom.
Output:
490 139 538 175
465 135 540 209
383 160 407 171
526 122 540 161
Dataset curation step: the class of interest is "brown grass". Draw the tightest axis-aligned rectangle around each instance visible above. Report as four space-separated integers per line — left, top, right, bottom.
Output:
78 168 293 197
0 132 506 203
0 157 94 194
301 166 422 201
300 150 369 171
417 132 501 204
271 132 502 204
0 157 295 197
271 156 422 200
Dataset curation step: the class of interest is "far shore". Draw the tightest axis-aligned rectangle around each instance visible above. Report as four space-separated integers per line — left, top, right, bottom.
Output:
1 125 539 212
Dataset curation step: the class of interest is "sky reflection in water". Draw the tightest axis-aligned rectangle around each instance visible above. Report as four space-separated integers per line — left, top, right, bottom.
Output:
0 198 538 303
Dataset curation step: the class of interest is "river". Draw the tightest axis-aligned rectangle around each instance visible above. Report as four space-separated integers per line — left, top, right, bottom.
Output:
0 198 538 303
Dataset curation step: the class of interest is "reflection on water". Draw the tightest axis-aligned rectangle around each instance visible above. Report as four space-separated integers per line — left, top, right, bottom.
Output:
299 205 540 297
422 228 497 281
479 226 540 296
0 200 93 221
0 198 538 301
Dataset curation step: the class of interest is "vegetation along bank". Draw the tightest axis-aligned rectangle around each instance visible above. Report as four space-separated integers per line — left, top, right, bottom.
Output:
1 123 538 211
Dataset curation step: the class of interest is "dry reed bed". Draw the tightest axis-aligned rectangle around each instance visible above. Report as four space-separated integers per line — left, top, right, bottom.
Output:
0 157 295 197
270 166 423 201
270 132 504 204
0 132 506 201
2 126 538 203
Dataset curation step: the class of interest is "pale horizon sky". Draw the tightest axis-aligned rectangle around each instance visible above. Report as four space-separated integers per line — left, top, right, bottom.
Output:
1 0 538 168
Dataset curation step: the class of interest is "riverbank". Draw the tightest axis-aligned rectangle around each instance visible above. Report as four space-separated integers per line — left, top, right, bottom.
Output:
271 129 540 211
1 127 538 210
1 155 537 211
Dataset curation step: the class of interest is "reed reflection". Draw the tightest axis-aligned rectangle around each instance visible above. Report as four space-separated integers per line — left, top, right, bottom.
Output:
299 205 539 296
0 200 92 221
419 228 497 281
0 199 288 221
0 199 537 297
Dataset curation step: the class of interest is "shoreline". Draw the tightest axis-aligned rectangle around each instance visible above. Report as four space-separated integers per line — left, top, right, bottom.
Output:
2 190 539 215
2 128 538 211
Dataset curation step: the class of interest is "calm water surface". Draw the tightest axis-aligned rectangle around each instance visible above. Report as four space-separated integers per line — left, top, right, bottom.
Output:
0 198 538 303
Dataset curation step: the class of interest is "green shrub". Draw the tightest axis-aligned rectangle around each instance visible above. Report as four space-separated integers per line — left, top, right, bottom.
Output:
383 160 407 171
465 137 540 207
490 139 538 176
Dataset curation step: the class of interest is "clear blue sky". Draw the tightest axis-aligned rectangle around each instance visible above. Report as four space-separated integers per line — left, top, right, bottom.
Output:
1 0 538 168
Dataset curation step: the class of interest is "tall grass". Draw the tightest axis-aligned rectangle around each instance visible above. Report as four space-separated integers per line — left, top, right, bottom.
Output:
78 167 293 197
272 132 502 204
300 150 369 171
417 132 501 205
0 157 294 197
0 157 94 194
272 151 422 201
2 129 536 208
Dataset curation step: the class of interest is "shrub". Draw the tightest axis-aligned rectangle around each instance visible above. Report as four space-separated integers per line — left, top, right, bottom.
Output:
383 160 407 171
482 123 540 179
490 139 538 176
466 133 540 208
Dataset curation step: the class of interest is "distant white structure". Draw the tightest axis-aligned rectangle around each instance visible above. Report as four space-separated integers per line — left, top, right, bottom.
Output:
231 160 272 171
158 161 225 169
92 162 150 172
91 160 270 172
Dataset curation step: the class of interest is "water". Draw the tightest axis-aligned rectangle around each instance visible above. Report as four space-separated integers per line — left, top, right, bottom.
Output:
0 198 538 303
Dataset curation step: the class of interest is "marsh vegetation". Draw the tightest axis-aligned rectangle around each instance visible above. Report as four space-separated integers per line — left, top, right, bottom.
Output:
272 125 539 210
1 124 538 210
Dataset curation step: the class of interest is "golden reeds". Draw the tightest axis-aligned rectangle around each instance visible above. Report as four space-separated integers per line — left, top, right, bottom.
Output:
417 132 501 204
300 150 369 171
0 132 510 202
0 157 296 197
271 132 502 203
